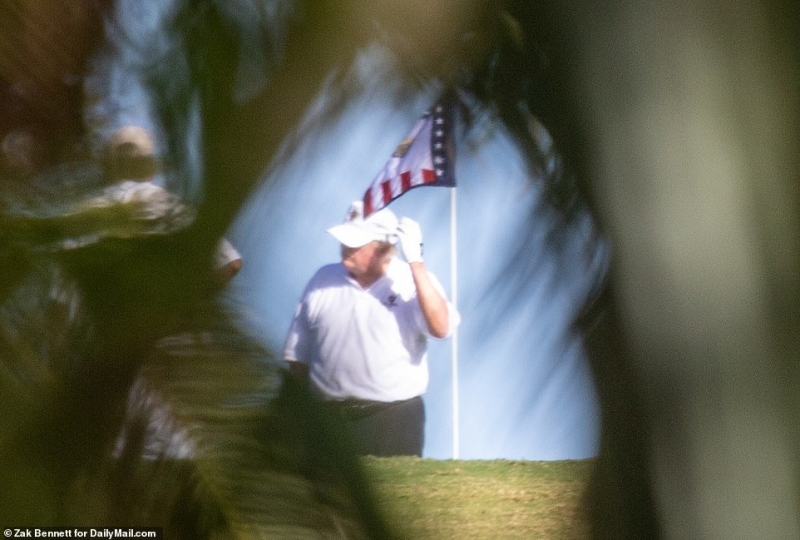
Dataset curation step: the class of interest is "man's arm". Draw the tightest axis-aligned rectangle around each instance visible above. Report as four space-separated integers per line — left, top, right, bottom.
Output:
283 298 311 384
287 360 310 383
397 217 453 339
409 261 450 338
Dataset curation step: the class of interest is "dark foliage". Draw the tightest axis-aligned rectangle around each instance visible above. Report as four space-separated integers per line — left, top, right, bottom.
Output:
2 1 799 539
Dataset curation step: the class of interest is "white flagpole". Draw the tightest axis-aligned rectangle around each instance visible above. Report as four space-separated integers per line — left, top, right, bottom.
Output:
450 186 460 459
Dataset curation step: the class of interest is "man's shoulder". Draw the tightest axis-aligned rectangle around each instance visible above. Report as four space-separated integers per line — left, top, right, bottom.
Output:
387 257 446 294
385 258 420 292
307 263 348 288
386 257 410 276
314 262 346 276
387 257 439 281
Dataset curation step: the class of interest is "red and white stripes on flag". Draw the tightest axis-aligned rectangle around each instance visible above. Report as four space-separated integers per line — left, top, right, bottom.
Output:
362 96 456 217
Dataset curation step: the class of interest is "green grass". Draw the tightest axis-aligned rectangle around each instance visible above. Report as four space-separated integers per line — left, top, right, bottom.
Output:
362 458 594 540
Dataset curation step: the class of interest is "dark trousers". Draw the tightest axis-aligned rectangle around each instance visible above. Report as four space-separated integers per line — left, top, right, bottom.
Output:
327 396 425 457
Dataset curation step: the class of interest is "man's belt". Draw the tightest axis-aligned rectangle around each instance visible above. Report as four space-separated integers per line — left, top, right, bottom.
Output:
325 396 420 420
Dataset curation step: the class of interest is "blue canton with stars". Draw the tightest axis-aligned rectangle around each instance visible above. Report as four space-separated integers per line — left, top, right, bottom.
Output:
430 97 456 188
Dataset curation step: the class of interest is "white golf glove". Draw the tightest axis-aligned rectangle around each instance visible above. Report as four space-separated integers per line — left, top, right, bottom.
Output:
397 217 424 263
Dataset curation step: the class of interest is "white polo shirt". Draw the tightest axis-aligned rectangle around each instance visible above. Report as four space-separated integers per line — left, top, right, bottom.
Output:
283 257 458 402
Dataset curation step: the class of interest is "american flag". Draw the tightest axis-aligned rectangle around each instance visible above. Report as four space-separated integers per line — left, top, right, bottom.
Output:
362 96 456 217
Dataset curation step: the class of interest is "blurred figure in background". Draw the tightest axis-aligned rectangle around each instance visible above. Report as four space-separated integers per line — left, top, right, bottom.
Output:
214 237 243 286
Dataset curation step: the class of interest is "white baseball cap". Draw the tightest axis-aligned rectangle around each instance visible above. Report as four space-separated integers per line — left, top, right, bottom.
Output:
327 201 399 248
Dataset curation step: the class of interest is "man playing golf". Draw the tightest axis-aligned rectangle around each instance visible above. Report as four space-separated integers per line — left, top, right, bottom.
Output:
283 200 459 456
